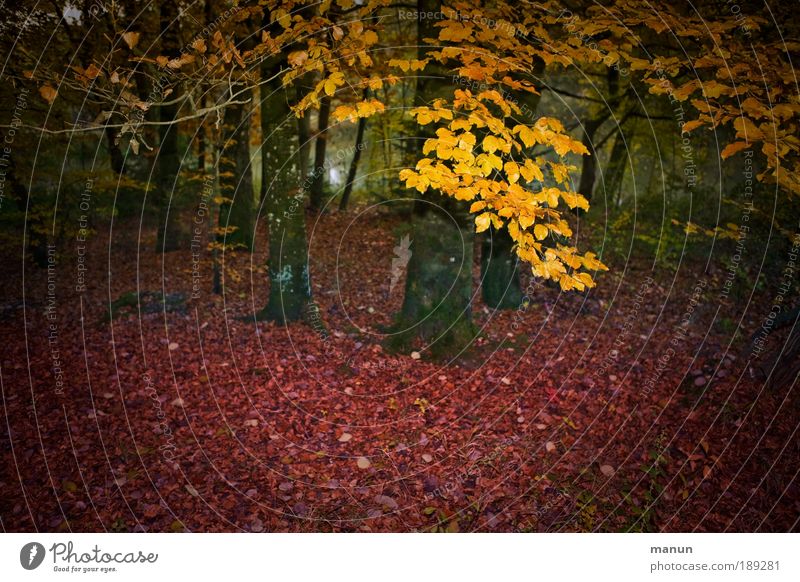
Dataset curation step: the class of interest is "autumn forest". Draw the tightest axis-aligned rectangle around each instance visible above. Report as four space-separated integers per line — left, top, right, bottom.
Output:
1 0 799 534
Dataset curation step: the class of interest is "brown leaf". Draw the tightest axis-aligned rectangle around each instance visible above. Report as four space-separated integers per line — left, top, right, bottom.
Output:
122 32 140 49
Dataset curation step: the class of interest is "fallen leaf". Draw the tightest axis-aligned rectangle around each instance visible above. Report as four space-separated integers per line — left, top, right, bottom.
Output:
374 495 398 510
600 464 615 477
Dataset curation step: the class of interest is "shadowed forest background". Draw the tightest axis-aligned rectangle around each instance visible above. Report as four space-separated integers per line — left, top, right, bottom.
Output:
1 0 799 533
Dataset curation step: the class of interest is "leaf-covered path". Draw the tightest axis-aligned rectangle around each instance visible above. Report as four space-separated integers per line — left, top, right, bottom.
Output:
2 212 797 532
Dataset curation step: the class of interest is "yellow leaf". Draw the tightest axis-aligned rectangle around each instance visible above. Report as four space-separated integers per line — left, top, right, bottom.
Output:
519 214 535 229
550 162 571 184
475 213 492 233
520 159 544 182
440 21 473 42
451 118 473 132
324 72 344 97
412 107 436 125
273 9 291 28
482 135 506 154
332 105 356 123
362 30 378 46
534 224 549 240
513 125 537 148
389 59 410 72
561 191 590 211
504 161 520 183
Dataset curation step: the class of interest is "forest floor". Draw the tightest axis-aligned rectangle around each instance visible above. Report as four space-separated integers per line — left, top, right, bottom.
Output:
1 209 798 532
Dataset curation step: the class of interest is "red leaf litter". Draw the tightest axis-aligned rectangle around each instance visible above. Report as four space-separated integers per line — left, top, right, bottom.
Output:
1 212 798 532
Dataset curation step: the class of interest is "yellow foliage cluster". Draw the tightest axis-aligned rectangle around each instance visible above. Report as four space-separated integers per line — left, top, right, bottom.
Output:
400 89 607 291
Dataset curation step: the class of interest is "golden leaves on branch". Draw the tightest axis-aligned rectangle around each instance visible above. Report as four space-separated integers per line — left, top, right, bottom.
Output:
401 85 606 291
332 99 385 123
388 59 429 73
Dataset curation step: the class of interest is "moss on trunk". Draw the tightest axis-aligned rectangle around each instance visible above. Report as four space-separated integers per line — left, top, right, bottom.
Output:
256 58 313 322
257 190 312 322
389 195 476 354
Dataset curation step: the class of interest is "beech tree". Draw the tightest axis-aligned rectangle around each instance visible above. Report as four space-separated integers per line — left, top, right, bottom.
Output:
9 0 798 355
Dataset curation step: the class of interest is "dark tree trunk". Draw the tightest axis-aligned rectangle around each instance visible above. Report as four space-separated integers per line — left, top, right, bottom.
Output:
603 124 632 209
580 69 624 207
577 117 604 204
295 79 312 189
154 0 185 252
257 57 313 322
105 127 125 175
393 195 475 353
308 93 331 211
339 90 369 211
481 226 523 309
391 0 475 355
197 114 206 171
218 89 256 252
297 115 311 187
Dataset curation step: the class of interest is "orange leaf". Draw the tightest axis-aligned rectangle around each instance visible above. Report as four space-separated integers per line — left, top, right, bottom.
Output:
720 141 750 159
39 85 57 104
122 32 140 49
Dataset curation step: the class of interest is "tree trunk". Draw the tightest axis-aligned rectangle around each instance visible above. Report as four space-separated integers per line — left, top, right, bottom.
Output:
154 0 185 252
393 195 475 353
295 79 312 189
580 70 624 207
105 127 125 175
197 112 207 171
339 90 369 211
308 93 331 211
218 89 256 252
577 117 604 204
258 188 312 322
391 0 475 354
603 124 632 209
257 58 313 322
481 226 523 309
